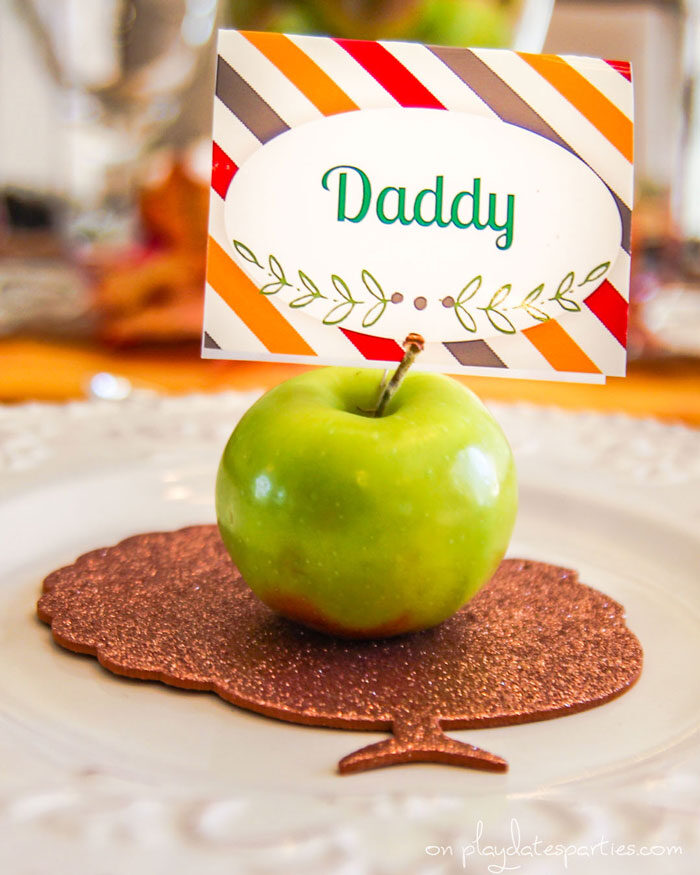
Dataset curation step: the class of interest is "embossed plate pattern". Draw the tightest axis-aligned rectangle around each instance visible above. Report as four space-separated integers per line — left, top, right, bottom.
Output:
0 393 698 874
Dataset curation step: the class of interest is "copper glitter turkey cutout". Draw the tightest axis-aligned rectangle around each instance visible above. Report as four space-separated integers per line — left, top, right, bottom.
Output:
37 526 643 774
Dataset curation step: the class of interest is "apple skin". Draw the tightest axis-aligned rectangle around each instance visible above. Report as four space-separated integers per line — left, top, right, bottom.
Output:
216 367 517 638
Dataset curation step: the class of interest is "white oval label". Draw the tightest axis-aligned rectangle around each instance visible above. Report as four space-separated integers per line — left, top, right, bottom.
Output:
224 108 621 340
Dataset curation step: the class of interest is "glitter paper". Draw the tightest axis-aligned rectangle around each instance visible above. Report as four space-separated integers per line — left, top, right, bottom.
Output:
37 526 643 774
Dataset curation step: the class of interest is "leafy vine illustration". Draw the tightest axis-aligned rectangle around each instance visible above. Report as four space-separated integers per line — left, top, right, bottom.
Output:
445 261 610 335
361 270 391 328
324 275 362 325
451 275 481 333
230 239 611 337
233 241 291 296
262 256 291 296
291 271 325 308
232 240 262 269
448 277 517 334
549 272 579 312
580 262 610 287
512 284 549 322
233 239 367 326
479 284 516 334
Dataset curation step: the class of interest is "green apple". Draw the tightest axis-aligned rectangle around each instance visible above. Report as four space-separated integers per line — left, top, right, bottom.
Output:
216 367 517 637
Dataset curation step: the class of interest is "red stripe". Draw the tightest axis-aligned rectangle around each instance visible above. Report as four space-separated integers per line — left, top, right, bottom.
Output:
335 38 445 109
211 142 238 199
585 280 628 347
605 59 632 82
340 328 404 361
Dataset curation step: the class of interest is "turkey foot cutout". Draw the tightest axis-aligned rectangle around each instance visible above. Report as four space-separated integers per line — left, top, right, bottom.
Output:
37 526 643 774
338 713 508 774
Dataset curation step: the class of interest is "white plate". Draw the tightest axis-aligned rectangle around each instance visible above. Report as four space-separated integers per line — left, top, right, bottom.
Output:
0 393 698 874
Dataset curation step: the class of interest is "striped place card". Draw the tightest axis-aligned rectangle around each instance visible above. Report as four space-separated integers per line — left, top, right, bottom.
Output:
203 30 633 383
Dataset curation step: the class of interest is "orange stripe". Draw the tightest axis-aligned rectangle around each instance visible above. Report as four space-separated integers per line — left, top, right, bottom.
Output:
519 53 633 163
206 237 315 356
522 320 601 374
241 31 359 116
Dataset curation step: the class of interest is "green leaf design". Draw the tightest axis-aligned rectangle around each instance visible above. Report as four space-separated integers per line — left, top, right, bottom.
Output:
557 297 582 312
362 302 386 328
260 254 291 296
323 302 356 325
289 295 318 308
451 275 481 333
361 269 388 302
513 283 549 322
549 271 581 312
232 245 603 334
332 274 362 304
492 284 512 308
361 269 389 327
454 306 478 333
578 261 610 286
290 270 326 308
323 275 362 325
519 284 544 304
233 240 263 269
457 275 482 305
478 284 516 334
299 270 322 294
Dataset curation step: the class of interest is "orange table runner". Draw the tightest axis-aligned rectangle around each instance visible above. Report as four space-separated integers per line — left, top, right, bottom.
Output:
1 338 699 426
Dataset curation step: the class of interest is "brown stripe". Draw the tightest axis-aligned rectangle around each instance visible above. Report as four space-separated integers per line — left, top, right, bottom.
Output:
609 190 631 253
443 340 507 368
216 55 289 143
203 331 220 350
430 47 572 151
429 47 631 254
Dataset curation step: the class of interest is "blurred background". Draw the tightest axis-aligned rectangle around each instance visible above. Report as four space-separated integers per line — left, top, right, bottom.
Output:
0 0 698 423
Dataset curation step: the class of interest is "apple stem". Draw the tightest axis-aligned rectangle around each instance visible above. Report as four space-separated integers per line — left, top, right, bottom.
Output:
373 333 425 417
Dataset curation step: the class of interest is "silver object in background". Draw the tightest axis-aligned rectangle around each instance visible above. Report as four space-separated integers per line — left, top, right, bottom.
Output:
4 0 218 249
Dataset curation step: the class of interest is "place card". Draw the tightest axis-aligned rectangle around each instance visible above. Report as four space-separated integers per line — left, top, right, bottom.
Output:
203 30 633 383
